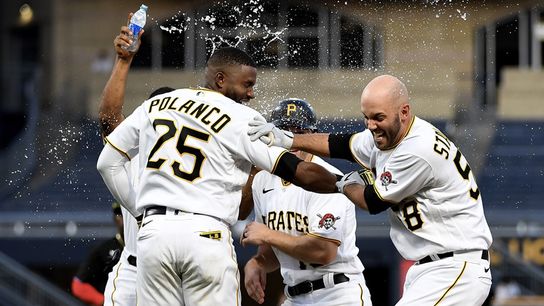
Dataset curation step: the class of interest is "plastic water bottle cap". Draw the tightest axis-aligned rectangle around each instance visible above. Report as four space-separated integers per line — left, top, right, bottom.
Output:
140 4 148 11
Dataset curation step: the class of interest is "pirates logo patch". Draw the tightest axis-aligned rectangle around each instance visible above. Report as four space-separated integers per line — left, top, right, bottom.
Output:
317 213 340 230
380 171 397 190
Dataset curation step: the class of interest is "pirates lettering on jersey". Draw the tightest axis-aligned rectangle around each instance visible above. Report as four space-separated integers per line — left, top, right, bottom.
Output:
148 96 231 133
261 211 309 233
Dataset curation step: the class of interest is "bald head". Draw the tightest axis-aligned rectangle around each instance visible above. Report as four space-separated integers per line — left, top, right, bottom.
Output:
360 75 412 150
361 75 409 109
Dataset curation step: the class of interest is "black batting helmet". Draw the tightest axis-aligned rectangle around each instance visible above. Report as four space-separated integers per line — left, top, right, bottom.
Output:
270 98 317 131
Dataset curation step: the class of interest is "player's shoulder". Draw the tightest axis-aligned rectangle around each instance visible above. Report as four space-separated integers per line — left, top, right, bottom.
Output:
139 88 180 110
401 117 444 153
350 129 375 153
141 87 263 121
395 117 457 169
253 169 276 187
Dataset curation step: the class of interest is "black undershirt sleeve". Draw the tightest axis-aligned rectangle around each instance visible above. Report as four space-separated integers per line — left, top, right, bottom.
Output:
272 152 303 182
328 134 356 162
364 186 392 215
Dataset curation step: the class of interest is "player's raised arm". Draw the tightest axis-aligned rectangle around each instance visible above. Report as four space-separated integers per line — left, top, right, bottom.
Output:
97 103 146 218
99 13 144 137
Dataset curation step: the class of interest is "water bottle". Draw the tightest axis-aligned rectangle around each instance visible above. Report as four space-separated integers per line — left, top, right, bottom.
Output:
126 4 148 52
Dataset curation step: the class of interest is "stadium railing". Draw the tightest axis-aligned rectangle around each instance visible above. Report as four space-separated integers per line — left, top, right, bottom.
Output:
0 251 84 306
492 240 544 297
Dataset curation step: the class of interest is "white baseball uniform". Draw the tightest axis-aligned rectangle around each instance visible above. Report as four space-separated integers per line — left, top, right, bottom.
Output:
252 156 372 306
103 160 139 306
99 88 289 306
347 116 492 306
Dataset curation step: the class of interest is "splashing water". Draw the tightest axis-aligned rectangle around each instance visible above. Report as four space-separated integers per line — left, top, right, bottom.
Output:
154 0 288 62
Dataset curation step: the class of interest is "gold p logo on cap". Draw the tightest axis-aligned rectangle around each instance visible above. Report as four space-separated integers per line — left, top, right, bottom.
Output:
287 104 296 116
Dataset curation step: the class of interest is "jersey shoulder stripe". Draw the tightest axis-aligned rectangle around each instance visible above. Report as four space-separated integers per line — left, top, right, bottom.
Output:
307 233 341 245
104 137 131 160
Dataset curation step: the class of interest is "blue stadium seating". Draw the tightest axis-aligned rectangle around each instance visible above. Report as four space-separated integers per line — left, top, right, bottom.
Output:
0 119 114 217
478 121 544 212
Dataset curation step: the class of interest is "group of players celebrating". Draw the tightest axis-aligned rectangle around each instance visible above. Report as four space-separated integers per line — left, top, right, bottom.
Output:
95 11 492 306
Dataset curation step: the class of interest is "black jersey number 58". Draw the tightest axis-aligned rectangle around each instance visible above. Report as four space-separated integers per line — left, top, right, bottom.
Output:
146 119 209 182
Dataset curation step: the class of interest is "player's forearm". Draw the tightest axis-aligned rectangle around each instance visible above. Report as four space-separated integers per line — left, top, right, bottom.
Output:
99 58 132 136
250 245 280 273
292 133 331 157
293 162 337 194
265 230 336 265
97 145 139 217
342 184 369 211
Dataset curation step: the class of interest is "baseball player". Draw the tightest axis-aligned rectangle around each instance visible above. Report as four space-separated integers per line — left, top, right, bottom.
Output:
98 18 175 306
242 99 373 306
97 47 338 306
248 75 492 305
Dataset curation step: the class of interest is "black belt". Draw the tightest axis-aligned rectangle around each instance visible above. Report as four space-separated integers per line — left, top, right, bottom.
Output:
144 206 181 217
143 205 226 226
127 255 137 267
418 250 489 265
287 273 349 297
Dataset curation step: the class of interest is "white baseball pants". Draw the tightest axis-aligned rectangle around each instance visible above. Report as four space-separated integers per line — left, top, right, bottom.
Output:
137 211 240 306
397 250 492 306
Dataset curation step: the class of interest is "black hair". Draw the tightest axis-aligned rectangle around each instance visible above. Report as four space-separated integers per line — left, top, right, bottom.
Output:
206 47 256 69
149 86 175 99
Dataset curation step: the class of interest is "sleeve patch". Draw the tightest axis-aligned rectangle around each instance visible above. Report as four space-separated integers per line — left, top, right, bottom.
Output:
316 213 341 230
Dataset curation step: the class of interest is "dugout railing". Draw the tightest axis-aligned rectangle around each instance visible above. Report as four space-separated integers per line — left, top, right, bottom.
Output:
0 251 84 306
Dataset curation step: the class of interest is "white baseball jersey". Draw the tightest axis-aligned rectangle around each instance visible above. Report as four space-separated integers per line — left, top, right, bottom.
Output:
103 154 139 306
122 158 139 255
252 156 364 286
349 116 492 261
106 88 287 225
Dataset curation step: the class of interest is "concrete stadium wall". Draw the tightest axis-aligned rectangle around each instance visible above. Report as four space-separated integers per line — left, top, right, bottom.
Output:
48 0 543 121
88 68 463 121
498 68 544 120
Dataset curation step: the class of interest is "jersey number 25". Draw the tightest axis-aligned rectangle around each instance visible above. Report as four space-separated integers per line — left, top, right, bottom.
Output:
146 119 210 182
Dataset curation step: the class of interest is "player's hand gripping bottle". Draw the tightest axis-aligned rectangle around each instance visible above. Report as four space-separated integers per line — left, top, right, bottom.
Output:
126 4 148 52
